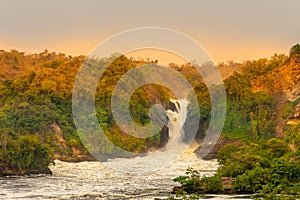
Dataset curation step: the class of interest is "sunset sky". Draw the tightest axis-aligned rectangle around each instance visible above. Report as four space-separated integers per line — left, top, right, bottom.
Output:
0 0 299 64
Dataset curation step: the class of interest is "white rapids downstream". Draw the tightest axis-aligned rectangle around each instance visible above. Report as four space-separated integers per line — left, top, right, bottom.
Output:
0 100 250 199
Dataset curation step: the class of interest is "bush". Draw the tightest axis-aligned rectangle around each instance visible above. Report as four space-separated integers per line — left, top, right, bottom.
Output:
173 168 222 194
289 43 300 58
1 134 52 173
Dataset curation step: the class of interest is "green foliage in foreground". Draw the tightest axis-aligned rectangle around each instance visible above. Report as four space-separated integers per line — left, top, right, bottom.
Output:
173 168 222 194
172 138 300 199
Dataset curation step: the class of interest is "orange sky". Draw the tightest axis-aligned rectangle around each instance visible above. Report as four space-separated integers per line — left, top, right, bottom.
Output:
0 0 299 64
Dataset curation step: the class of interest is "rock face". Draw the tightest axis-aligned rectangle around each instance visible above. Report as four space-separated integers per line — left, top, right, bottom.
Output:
290 103 300 119
160 126 169 147
51 123 94 162
276 97 300 137
251 57 300 137
287 103 300 126
252 57 300 102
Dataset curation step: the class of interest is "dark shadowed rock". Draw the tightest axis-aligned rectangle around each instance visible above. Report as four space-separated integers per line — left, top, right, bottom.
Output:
160 125 169 147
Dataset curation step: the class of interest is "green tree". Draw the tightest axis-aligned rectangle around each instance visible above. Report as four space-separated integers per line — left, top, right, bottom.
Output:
289 43 300 58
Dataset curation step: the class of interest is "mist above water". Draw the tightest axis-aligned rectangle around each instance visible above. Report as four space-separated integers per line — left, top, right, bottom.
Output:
0 99 222 199
106 99 196 174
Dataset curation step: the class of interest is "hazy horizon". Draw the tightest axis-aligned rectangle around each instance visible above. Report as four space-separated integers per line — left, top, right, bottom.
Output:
1 0 299 63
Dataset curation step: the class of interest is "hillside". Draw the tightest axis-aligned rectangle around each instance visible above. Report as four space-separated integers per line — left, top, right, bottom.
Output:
252 56 300 101
250 46 300 138
0 44 299 176
172 45 300 198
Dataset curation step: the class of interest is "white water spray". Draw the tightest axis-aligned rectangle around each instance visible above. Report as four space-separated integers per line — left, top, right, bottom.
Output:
106 99 203 174
35 99 219 199
166 99 188 143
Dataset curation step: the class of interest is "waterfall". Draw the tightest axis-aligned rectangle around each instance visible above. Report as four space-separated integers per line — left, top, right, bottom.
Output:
105 99 196 174
39 99 218 199
166 98 189 144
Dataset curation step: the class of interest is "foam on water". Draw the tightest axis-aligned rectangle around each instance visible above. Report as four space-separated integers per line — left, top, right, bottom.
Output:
0 99 248 199
106 99 192 174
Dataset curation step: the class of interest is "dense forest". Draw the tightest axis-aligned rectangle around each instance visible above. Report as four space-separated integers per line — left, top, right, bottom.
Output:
0 50 206 175
0 43 299 196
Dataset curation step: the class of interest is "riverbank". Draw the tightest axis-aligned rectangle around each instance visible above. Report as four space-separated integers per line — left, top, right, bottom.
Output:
0 163 52 176
171 138 300 199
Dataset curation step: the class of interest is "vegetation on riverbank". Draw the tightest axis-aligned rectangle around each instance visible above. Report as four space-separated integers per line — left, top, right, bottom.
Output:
0 44 299 177
0 50 203 174
171 137 300 199
171 44 300 199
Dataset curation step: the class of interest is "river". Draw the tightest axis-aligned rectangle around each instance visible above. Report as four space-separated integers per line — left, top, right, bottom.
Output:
0 148 252 199
0 99 251 199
